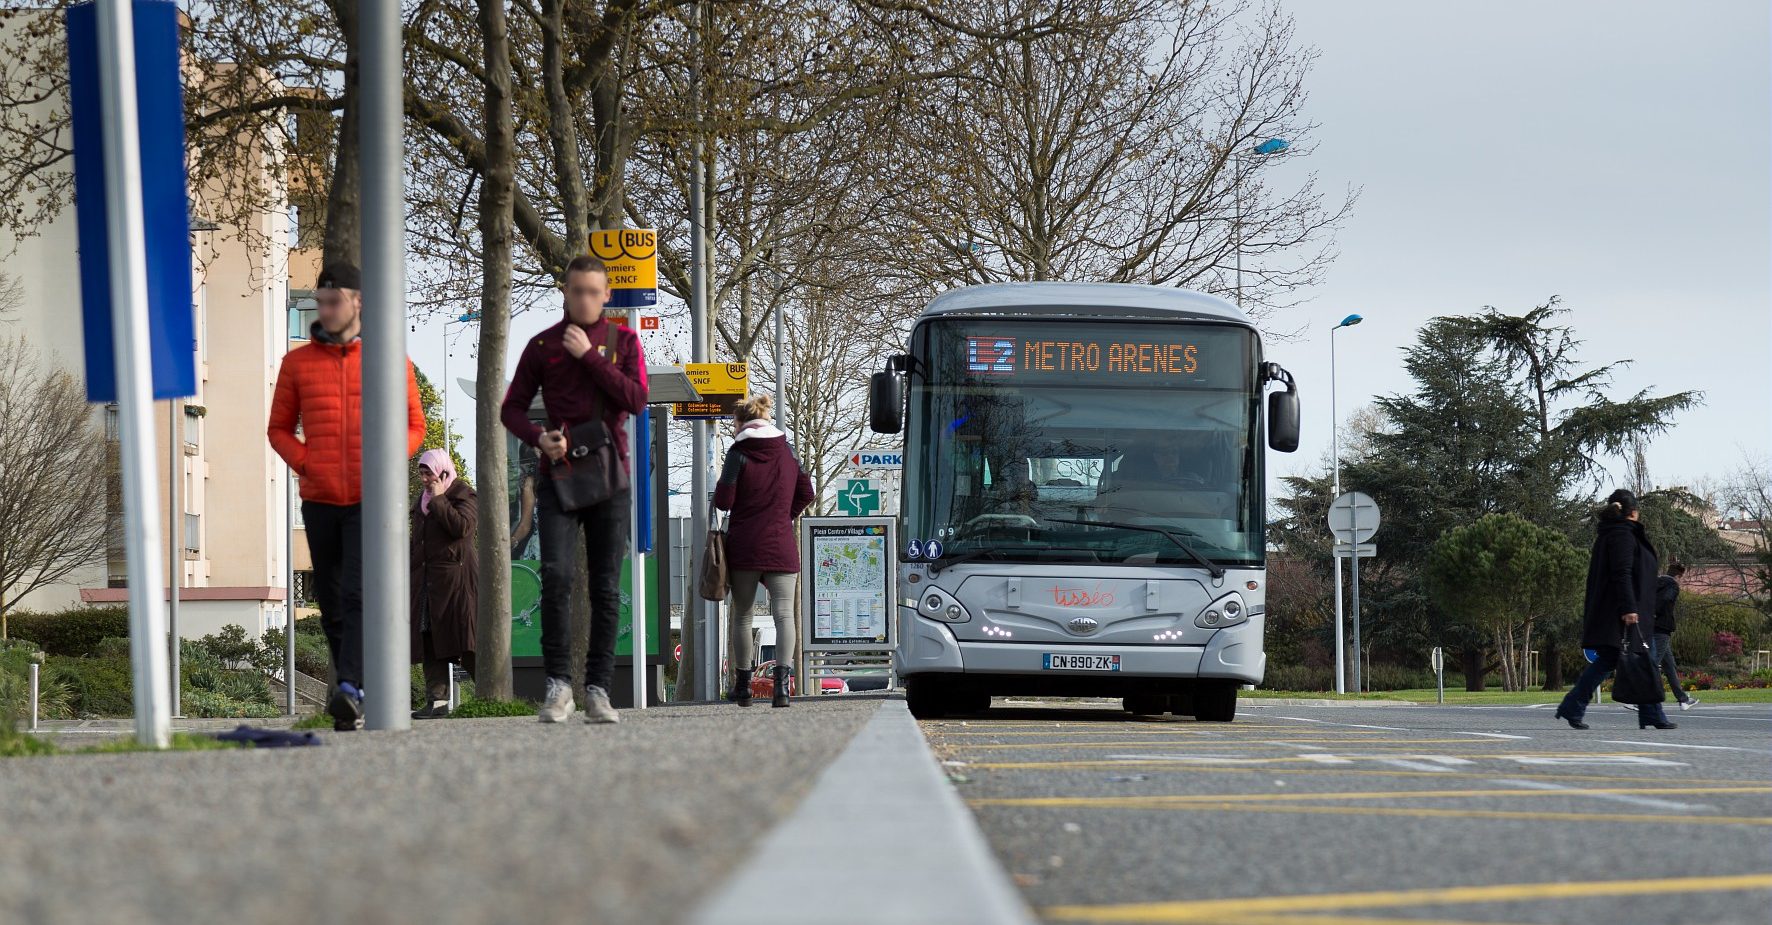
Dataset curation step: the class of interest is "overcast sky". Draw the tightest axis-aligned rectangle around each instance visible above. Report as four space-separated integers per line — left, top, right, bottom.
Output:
1258 0 1771 507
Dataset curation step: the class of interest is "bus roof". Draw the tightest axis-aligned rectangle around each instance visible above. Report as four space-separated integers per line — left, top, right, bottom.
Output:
919 282 1253 327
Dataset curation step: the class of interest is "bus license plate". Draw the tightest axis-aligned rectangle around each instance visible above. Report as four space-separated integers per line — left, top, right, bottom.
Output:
1043 654 1120 671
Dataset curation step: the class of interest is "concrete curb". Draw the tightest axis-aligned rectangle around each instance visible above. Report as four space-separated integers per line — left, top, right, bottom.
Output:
690 698 1035 925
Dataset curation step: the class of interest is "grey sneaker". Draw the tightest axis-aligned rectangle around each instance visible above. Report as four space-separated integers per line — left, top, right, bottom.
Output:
1681 697 1699 711
538 677 575 723
583 685 621 724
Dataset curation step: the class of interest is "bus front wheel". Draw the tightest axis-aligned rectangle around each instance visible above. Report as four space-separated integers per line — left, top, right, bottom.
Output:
906 676 951 720
1193 683 1238 722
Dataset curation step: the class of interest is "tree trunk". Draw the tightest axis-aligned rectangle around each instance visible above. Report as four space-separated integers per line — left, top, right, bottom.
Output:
471 0 517 700
1461 646 1486 692
322 0 361 268
1542 638 1564 691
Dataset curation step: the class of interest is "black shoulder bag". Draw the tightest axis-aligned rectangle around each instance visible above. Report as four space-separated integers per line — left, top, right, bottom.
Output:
1610 623 1666 706
549 325 631 511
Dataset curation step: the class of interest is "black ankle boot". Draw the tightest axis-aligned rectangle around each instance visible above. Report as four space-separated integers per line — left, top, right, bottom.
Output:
729 669 754 707
772 665 792 708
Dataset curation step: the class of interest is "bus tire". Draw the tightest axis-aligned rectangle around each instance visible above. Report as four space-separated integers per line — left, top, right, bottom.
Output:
906 677 950 720
1193 683 1238 722
959 689 993 714
1123 694 1167 716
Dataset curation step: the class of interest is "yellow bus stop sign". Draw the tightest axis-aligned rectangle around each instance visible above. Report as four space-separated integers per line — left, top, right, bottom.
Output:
589 229 657 308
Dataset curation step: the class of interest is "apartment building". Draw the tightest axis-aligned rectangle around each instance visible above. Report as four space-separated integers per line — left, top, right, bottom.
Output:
2 10 302 640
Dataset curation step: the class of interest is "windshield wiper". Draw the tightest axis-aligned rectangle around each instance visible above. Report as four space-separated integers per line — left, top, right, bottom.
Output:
1042 518 1225 579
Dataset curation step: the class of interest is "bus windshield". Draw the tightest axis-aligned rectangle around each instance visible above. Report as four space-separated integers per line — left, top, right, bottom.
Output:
904 318 1264 568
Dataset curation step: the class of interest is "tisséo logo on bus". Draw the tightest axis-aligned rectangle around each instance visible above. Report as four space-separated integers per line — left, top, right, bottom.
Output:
967 336 1016 374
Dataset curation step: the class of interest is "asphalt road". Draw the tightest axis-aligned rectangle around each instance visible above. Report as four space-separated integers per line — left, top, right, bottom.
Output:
923 697 1772 925
0 699 879 925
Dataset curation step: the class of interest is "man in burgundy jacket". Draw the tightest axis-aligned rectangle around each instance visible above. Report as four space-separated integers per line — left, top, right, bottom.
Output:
501 255 648 724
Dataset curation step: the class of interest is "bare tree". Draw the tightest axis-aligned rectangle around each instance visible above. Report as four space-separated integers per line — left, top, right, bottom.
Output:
885 0 1350 317
0 271 21 319
0 335 109 638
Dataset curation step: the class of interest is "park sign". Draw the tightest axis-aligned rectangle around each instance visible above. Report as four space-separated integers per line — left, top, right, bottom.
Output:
588 228 657 309
850 451 903 469
672 362 747 419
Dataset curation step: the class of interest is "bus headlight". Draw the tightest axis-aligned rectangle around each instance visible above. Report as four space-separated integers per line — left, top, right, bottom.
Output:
915 587 971 623
1195 594 1249 629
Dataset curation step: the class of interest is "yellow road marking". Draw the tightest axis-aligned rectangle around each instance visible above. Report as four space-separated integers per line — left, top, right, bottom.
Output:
928 729 1389 737
935 738 1494 747
1043 873 1772 922
957 760 1767 787
977 799 1772 827
969 785 1772 807
1194 915 1524 925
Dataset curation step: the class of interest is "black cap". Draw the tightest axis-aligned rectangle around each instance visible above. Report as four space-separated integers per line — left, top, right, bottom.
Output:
316 262 361 291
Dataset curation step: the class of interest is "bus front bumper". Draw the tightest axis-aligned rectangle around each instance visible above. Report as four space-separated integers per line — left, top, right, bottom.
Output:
897 611 1265 685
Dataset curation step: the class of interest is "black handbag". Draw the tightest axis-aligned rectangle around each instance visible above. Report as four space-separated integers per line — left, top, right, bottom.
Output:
547 325 630 512
1610 623 1666 705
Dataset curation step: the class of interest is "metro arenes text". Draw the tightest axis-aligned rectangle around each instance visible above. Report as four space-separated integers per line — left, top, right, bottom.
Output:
1023 339 1199 375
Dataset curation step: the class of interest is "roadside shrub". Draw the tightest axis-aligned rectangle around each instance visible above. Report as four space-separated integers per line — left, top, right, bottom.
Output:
1363 664 1437 692
5 607 131 657
1262 664 1333 692
195 624 261 669
0 639 74 721
259 627 331 678
1682 670 1715 691
1714 631 1745 661
60 657 135 717
450 698 533 718
1671 595 1763 668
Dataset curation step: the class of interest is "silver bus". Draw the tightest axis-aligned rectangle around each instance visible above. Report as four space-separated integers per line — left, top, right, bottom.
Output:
868 282 1300 721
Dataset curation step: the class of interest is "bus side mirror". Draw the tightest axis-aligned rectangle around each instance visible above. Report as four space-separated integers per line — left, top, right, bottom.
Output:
869 371 903 434
1268 388 1300 453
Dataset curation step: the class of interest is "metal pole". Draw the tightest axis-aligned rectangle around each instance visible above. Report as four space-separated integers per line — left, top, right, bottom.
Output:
1351 546 1362 694
442 323 449 455
773 284 785 437
359 0 410 731
285 464 297 714
1435 650 1444 704
631 482 649 710
96 0 171 749
28 662 39 731
1233 156 1242 308
687 1 715 702
168 398 181 716
1330 327 1344 695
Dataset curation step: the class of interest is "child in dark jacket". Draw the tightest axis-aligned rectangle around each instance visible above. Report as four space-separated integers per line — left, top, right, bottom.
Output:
714 395 815 707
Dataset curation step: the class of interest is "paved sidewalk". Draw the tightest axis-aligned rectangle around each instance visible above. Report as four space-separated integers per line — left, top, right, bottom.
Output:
0 699 879 925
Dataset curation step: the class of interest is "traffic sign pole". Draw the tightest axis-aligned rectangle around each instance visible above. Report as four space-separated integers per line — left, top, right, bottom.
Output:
92 0 171 749
1328 492 1380 697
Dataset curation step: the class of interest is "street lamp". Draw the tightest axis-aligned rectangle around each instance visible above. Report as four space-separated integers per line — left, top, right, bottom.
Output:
1330 312 1361 693
1234 138 1290 307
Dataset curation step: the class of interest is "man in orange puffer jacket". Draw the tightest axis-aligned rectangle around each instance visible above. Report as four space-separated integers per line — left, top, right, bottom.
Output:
268 263 425 730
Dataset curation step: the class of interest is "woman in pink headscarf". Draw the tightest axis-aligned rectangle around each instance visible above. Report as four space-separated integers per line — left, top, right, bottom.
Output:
410 448 477 718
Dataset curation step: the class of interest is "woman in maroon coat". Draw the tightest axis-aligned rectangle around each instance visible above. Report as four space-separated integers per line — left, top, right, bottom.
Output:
714 395 815 707
410 449 478 718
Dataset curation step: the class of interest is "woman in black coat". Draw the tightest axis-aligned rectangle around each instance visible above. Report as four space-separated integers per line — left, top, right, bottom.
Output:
1555 489 1674 730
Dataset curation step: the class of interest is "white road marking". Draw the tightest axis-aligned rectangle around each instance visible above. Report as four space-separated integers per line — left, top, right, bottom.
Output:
1375 759 1456 772
1268 715 1409 731
1506 755 1689 767
1599 739 1772 754
1457 732 1532 740
1491 778 1711 811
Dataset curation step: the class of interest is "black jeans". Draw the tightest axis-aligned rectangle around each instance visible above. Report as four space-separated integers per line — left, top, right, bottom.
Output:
302 501 363 688
1560 644 1669 724
1651 633 1690 704
536 479 629 690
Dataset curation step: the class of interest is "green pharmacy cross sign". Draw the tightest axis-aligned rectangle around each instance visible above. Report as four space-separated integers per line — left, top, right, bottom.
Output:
836 478 882 517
